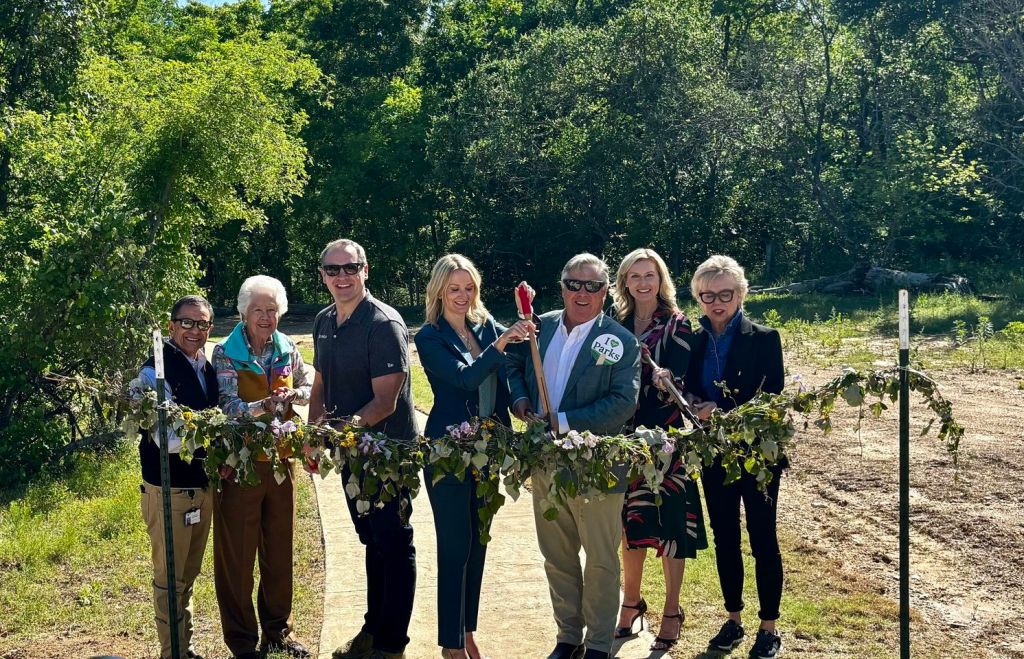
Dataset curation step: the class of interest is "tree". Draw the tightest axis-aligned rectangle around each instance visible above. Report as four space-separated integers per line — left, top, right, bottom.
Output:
0 5 319 482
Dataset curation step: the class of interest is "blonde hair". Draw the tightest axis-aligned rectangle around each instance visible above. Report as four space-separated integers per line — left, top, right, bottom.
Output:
690 255 749 303
424 254 489 327
612 248 679 320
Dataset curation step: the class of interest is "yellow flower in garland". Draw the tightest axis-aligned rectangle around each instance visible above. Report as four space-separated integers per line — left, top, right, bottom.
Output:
340 431 357 449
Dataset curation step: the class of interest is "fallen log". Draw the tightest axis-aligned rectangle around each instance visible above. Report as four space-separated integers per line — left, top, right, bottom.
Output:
751 263 972 295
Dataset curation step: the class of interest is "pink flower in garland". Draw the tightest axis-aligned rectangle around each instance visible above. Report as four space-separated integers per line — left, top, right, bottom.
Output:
270 418 297 437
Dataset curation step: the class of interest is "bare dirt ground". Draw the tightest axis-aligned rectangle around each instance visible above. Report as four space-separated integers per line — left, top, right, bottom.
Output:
782 358 1024 657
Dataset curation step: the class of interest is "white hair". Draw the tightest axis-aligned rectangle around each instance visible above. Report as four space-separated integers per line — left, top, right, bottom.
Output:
561 253 609 282
237 275 289 316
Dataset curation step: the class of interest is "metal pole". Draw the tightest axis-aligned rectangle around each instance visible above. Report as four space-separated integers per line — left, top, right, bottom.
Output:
898 290 910 659
152 330 181 659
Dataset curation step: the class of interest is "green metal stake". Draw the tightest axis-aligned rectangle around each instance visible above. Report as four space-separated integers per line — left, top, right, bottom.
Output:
898 290 910 659
153 330 181 659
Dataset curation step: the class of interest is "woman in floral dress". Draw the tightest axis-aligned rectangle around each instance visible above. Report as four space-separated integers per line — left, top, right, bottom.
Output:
611 248 708 652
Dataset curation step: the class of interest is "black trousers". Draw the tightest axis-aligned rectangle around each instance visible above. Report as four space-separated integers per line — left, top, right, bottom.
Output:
342 465 417 653
702 462 784 621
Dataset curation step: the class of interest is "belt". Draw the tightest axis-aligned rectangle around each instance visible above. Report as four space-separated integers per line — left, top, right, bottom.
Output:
140 482 206 496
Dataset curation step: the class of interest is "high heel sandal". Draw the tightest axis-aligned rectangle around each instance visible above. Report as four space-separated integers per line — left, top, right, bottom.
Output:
650 607 685 651
614 598 648 638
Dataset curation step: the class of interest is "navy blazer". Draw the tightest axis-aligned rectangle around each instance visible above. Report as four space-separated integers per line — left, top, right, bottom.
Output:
683 313 785 411
414 315 513 440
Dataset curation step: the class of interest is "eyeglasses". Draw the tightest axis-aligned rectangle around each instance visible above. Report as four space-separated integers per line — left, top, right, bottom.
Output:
698 290 735 304
321 262 365 277
562 279 607 293
172 318 214 331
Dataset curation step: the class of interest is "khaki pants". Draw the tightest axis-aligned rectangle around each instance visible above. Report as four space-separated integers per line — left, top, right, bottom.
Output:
531 470 625 654
141 482 213 659
213 460 297 655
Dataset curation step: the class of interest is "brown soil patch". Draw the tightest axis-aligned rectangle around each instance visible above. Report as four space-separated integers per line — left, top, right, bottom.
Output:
782 360 1024 657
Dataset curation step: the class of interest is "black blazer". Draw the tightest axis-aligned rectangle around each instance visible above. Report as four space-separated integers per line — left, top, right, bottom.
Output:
684 313 785 412
414 315 513 439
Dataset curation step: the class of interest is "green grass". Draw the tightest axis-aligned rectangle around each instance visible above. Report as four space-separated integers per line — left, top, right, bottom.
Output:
745 292 1024 370
0 446 323 658
409 361 434 412
635 486 906 657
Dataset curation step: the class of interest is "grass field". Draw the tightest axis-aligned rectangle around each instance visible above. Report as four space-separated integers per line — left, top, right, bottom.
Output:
0 446 323 658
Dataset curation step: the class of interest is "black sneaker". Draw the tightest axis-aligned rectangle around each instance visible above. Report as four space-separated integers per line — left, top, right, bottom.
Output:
748 629 782 658
709 619 745 651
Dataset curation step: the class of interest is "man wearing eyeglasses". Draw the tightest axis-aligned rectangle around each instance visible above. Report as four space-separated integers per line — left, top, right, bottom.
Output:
134 295 218 659
506 254 641 659
308 239 418 659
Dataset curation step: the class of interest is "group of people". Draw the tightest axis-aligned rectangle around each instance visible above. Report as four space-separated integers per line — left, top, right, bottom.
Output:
138 238 787 659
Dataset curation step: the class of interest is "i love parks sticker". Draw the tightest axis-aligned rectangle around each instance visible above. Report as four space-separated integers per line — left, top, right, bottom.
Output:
591 334 623 365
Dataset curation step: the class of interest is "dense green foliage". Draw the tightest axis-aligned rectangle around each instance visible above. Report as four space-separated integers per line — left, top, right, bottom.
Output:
1 0 1021 481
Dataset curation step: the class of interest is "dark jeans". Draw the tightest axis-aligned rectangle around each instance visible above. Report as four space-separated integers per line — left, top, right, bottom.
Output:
424 467 488 649
702 462 784 621
342 465 417 653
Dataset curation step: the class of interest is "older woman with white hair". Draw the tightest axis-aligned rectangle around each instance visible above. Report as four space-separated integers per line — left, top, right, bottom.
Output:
211 274 312 659
683 256 786 659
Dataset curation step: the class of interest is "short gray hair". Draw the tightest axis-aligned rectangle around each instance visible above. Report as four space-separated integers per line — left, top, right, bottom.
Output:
560 253 609 282
690 255 749 302
237 275 289 316
320 238 367 264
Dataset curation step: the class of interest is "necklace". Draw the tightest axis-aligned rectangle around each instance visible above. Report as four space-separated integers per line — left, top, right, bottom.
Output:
456 328 472 344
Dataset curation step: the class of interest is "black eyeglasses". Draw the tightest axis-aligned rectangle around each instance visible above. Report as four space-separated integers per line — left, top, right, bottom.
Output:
562 279 607 293
698 290 735 304
321 262 365 277
172 318 214 331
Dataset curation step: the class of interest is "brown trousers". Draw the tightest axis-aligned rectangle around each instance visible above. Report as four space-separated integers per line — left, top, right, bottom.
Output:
213 460 297 655
141 482 213 659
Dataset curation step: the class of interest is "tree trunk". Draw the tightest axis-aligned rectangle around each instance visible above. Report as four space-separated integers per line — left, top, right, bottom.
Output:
750 263 972 295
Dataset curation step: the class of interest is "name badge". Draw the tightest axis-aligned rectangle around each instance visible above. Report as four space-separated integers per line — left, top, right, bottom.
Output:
184 508 201 527
590 334 624 365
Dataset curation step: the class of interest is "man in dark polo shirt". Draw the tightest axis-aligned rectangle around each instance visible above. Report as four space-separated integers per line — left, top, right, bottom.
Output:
135 294 219 659
309 238 417 659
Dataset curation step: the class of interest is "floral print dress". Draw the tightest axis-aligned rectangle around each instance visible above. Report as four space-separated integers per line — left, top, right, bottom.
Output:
622 308 709 558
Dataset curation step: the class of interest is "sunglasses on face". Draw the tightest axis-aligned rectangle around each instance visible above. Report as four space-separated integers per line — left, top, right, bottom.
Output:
173 318 214 331
321 262 365 277
562 279 606 293
698 290 735 304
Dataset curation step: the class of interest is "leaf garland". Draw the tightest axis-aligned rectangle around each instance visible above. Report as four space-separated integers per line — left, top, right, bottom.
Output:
57 364 965 544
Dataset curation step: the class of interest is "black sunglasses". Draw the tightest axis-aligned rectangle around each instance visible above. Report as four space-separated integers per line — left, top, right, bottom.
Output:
562 278 607 293
321 262 365 277
698 290 735 304
172 318 214 331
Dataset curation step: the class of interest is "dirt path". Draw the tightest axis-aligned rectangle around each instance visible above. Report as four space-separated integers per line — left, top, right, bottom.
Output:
781 361 1024 657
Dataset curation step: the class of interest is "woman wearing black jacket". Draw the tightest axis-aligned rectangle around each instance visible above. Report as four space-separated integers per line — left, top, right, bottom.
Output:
684 255 786 659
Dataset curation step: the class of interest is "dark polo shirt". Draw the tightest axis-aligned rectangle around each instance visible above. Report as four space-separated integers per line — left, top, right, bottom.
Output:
313 292 418 442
